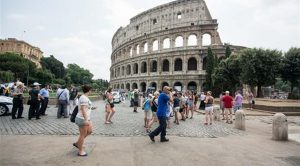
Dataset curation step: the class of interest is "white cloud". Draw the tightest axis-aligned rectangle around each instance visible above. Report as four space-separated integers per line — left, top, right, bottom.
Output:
6 13 27 20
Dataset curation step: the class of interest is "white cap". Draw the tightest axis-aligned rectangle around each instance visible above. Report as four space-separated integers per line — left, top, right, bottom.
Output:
225 91 230 94
33 82 41 86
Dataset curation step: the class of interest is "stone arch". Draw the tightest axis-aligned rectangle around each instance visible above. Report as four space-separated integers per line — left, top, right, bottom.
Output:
126 83 130 91
121 84 124 90
174 82 183 91
163 38 170 49
162 59 170 72
143 42 148 53
132 83 138 90
175 36 183 47
187 81 197 91
161 82 169 90
188 57 197 71
140 82 147 92
141 61 147 73
121 66 125 76
151 60 157 72
188 34 197 46
117 84 120 89
129 47 133 57
126 64 131 75
152 40 158 51
174 58 182 71
150 82 157 91
202 56 207 70
133 63 139 74
136 44 140 55
202 33 212 46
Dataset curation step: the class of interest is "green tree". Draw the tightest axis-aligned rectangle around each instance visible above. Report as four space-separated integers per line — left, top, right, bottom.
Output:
213 54 242 95
239 48 282 97
281 47 300 93
0 71 14 82
40 55 65 79
225 46 232 59
33 69 54 85
66 64 93 85
205 47 215 91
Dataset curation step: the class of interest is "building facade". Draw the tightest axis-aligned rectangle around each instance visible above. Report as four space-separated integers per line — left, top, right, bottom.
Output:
0 38 43 68
110 0 244 92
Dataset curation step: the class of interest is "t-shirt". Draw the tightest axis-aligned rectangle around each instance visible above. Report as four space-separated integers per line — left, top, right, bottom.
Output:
222 95 233 108
156 92 170 117
173 97 180 108
29 89 39 101
76 95 92 120
134 92 139 102
235 94 243 104
69 88 78 100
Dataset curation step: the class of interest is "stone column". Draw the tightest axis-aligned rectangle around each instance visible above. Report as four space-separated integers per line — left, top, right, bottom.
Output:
272 113 288 141
234 110 246 130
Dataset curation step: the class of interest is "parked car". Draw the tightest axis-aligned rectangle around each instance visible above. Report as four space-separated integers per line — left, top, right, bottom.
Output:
112 91 121 103
0 96 13 116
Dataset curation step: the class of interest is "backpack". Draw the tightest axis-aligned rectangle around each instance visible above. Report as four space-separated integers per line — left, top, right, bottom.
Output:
70 105 79 123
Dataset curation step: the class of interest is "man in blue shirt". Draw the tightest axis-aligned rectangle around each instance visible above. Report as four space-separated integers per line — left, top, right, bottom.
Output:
39 84 50 116
149 86 173 142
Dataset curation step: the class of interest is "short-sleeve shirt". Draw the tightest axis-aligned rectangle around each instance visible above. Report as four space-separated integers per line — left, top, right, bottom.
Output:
156 92 170 117
235 94 243 104
76 95 92 120
222 95 233 108
173 97 180 108
39 88 49 98
29 89 39 101
133 92 139 102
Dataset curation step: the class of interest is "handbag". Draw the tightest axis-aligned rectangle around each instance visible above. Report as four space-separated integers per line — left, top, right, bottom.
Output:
252 100 255 105
70 105 79 123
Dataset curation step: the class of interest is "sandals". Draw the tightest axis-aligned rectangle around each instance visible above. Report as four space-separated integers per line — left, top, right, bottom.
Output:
78 153 88 157
204 123 208 125
105 121 111 124
73 143 79 149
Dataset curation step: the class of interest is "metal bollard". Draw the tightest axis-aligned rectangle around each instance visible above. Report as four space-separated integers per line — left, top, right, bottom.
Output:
234 110 246 130
272 113 288 141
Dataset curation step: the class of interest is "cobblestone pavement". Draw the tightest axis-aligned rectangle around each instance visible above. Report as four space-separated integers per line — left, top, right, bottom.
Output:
4 100 299 137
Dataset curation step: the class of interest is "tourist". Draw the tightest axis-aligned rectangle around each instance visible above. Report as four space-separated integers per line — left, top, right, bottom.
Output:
183 92 189 118
28 82 42 120
178 92 185 121
219 92 225 120
69 85 78 115
199 92 206 110
148 86 173 142
104 87 115 124
148 91 159 130
143 94 152 133
204 91 214 125
247 90 254 110
73 85 95 157
133 89 139 113
39 84 50 116
233 90 243 113
173 93 180 125
57 85 70 118
193 92 198 117
11 81 24 119
222 91 233 124
187 91 194 119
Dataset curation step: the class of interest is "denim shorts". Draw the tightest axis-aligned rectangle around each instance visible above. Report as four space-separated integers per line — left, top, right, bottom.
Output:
75 117 86 127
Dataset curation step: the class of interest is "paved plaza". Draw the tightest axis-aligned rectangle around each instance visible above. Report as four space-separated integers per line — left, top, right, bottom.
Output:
1 100 300 166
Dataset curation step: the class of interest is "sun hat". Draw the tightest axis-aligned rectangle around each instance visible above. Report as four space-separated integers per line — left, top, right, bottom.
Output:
33 82 41 86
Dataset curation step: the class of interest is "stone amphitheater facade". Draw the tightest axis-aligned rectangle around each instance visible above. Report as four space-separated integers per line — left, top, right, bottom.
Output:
110 0 244 92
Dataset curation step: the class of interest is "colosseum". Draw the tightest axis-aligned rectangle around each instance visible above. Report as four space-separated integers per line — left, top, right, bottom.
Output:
110 0 244 92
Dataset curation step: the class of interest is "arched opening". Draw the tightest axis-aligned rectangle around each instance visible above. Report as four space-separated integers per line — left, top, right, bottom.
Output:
175 36 183 47
161 82 169 90
202 57 207 70
130 47 133 57
121 84 124 90
202 33 211 46
132 83 138 90
187 81 197 91
133 63 138 74
152 40 158 51
126 83 130 91
174 82 183 92
144 43 148 53
136 45 140 55
162 59 169 72
177 12 182 19
151 60 157 72
141 61 147 73
188 57 197 71
121 66 125 76
126 64 131 75
163 38 170 49
117 84 120 89
174 58 182 71
188 34 197 46
140 82 147 92
150 82 157 91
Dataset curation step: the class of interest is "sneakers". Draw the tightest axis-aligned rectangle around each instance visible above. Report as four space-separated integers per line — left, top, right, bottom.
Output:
160 138 169 142
148 134 155 142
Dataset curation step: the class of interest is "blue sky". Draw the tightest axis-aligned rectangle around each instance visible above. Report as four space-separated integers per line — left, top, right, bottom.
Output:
1 0 299 80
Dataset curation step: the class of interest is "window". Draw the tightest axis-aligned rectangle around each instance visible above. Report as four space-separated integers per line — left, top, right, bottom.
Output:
177 12 182 19
126 65 131 75
175 36 183 47
136 25 139 30
163 38 170 49
153 19 157 25
136 45 140 55
152 40 158 51
188 57 197 70
188 34 197 46
130 47 133 57
162 59 169 72
141 62 147 73
144 43 148 53
174 59 183 71
202 34 212 46
151 60 157 72
133 63 138 74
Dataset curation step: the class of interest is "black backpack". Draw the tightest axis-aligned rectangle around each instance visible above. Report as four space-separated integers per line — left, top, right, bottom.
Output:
70 106 79 123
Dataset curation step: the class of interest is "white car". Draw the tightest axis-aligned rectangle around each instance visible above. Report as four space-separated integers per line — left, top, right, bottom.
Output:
0 96 13 116
112 91 121 103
